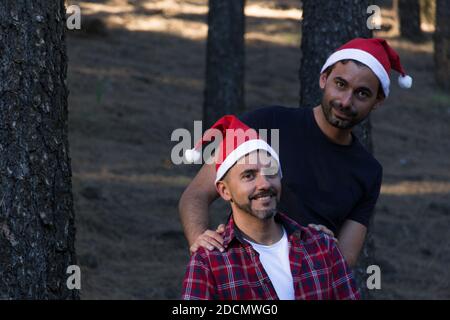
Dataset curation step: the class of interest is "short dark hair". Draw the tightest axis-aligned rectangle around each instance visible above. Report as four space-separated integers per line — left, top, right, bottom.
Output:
322 59 385 99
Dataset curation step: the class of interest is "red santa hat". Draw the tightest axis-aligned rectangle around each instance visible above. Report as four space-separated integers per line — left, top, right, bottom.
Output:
184 115 281 183
320 38 412 97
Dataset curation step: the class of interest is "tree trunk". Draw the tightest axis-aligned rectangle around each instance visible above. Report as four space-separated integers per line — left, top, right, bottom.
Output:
434 0 450 90
203 0 245 128
0 1 78 299
398 0 423 40
299 0 375 299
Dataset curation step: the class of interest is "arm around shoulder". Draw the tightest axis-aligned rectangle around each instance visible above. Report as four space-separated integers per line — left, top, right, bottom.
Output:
178 162 219 247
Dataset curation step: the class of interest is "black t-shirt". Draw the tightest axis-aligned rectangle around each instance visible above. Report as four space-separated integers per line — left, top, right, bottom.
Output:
239 106 383 234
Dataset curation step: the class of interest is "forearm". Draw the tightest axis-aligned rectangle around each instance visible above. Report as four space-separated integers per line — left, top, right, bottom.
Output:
337 220 367 268
179 162 220 247
179 188 213 246
336 242 359 267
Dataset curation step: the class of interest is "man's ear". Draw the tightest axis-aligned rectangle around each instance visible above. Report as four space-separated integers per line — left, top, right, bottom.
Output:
216 180 232 201
319 72 327 90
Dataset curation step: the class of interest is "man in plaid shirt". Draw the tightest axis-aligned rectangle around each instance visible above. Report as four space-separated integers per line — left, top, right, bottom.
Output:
181 115 359 300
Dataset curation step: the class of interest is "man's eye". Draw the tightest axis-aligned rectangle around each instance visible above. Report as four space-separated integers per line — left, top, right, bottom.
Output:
357 91 368 98
243 173 253 180
336 81 344 88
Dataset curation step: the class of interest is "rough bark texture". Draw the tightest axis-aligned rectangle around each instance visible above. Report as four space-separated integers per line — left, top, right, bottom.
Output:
398 0 423 40
203 0 245 128
299 0 375 299
434 0 450 90
0 1 78 299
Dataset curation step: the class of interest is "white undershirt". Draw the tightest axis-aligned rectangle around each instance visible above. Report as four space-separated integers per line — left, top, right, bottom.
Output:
245 227 295 300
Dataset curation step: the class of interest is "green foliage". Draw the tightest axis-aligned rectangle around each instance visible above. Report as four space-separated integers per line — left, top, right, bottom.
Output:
431 91 450 108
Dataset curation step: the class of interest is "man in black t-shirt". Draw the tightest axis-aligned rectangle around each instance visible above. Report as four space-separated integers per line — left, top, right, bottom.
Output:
179 38 412 267
238 105 382 236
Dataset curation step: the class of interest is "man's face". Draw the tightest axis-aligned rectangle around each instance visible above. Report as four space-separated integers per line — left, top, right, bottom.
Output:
217 151 281 221
319 61 384 129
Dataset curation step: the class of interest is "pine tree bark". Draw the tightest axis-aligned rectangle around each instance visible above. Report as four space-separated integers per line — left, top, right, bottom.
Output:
203 0 245 128
0 1 78 299
398 0 423 41
299 0 375 299
434 0 450 90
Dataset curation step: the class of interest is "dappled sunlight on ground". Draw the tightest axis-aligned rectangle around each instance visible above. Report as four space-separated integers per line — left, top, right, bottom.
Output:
382 181 450 196
74 0 301 44
75 169 192 187
245 3 302 20
79 1 207 38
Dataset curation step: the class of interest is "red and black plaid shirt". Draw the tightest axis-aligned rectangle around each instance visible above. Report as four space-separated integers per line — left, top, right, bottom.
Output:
182 212 360 300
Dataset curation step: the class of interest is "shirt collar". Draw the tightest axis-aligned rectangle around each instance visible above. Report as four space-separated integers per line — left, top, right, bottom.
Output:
222 211 303 249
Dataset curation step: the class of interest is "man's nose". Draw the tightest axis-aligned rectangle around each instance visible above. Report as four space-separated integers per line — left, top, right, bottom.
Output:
340 91 353 109
255 172 271 189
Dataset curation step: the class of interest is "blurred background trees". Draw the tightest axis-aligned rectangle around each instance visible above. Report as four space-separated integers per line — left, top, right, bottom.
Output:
398 0 423 41
203 0 246 128
434 0 450 90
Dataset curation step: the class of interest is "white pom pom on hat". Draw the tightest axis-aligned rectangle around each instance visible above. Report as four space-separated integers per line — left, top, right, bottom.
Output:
184 148 201 163
398 74 412 89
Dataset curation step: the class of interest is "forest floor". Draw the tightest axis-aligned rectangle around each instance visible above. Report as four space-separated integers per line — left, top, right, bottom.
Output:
67 0 450 299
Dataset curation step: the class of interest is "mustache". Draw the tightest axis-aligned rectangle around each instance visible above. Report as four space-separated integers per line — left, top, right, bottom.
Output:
330 100 357 117
249 188 277 200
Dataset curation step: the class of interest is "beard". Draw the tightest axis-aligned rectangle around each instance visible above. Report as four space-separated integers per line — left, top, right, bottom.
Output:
232 188 278 220
322 97 363 129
